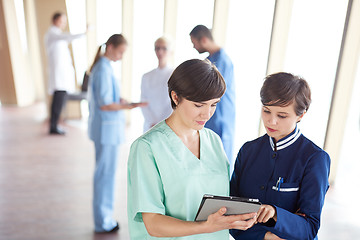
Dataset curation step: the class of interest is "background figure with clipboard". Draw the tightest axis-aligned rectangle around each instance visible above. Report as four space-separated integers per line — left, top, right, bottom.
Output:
127 59 257 240
230 72 331 240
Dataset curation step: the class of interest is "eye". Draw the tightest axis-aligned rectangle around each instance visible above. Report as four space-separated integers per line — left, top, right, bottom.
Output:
211 103 218 107
278 115 287 119
194 104 203 108
263 109 271 114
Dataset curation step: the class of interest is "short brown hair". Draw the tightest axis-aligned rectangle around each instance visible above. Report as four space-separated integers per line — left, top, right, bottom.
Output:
168 59 226 109
260 72 311 116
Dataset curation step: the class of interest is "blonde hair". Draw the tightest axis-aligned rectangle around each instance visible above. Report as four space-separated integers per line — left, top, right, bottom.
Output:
154 36 173 51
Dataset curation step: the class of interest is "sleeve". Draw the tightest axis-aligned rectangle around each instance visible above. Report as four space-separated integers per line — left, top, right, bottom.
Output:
140 74 156 125
230 227 267 240
268 151 331 240
230 148 242 197
54 32 86 42
128 139 166 222
93 67 114 107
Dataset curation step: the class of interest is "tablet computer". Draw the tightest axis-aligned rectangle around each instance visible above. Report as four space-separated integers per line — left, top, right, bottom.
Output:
194 194 261 221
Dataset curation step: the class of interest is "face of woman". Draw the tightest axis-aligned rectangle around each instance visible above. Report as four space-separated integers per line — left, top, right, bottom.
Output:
174 96 220 131
108 44 127 61
261 102 304 142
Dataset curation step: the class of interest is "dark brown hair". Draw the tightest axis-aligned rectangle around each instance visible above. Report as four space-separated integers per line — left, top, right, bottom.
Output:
89 34 127 72
52 12 64 24
189 25 213 41
260 72 311 116
168 59 226 109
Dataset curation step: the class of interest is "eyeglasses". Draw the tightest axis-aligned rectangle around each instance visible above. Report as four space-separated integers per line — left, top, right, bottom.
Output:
155 46 167 51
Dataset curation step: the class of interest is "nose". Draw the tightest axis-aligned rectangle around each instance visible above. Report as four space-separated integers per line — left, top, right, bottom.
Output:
201 106 212 119
267 115 277 125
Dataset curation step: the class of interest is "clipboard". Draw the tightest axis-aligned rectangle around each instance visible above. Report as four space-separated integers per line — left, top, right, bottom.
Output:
194 194 261 221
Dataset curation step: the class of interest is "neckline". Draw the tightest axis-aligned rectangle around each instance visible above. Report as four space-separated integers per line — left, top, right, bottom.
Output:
163 121 202 161
269 126 301 151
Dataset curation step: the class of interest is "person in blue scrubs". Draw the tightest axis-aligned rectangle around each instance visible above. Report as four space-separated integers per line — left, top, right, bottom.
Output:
128 59 257 240
88 34 146 233
230 72 331 240
190 25 235 170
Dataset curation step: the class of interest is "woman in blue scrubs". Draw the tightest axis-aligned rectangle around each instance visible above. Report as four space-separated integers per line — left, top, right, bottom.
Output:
88 34 146 233
230 72 331 240
128 59 257 240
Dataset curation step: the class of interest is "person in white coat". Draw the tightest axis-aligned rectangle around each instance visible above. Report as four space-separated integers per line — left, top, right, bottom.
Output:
44 12 87 135
140 37 174 132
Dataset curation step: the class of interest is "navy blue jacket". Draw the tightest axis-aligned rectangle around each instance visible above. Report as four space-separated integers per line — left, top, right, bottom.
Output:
230 127 330 240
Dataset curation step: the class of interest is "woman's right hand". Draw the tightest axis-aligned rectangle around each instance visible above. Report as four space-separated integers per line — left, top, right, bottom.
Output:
205 207 257 232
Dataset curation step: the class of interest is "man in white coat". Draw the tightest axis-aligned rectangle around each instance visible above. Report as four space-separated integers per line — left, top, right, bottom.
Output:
44 12 87 135
140 37 174 132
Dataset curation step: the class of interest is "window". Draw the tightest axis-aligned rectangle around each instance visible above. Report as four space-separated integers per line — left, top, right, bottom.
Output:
66 0 87 85
226 0 275 157
174 0 214 65
96 0 122 80
132 0 164 101
130 0 164 137
283 0 348 147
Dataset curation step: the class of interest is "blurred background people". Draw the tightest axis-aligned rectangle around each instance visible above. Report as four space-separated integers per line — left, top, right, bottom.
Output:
44 12 87 135
140 36 174 132
88 33 146 233
190 25 236 172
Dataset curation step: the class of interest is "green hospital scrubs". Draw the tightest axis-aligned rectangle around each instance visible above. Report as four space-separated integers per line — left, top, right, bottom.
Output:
127 120 230 240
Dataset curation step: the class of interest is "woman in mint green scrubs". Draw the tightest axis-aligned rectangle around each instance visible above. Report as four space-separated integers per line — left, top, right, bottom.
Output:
127 59 257 239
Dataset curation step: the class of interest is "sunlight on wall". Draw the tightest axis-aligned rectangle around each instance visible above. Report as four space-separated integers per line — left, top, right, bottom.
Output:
14 0 28 53
337 54 360 192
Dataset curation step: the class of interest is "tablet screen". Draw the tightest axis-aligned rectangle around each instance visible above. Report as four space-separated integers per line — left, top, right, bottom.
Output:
195 194 261 221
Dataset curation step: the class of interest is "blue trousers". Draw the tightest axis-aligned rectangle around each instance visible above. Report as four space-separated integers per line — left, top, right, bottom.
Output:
93 142 119 232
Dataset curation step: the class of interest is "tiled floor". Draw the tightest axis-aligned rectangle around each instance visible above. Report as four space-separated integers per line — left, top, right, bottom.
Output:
0 102 359 239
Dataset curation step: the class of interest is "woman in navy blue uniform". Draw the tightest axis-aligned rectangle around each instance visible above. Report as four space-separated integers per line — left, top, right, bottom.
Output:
230 72 330 240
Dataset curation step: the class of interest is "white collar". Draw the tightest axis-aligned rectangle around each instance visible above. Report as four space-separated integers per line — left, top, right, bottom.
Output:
269 126 301 151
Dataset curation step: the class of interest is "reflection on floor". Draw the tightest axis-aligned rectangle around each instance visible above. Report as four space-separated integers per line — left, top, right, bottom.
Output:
0 103 359 240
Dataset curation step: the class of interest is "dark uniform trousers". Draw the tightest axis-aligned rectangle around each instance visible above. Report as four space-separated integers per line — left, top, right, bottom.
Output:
50 90 67 131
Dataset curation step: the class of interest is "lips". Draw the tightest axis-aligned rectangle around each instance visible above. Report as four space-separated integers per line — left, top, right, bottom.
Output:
196 121 206 126
267 127 277 132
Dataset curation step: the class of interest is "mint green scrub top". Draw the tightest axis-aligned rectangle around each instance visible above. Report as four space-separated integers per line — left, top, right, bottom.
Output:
127 120 230 240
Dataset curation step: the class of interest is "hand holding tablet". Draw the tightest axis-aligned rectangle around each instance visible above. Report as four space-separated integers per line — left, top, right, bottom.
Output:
195 194 261 221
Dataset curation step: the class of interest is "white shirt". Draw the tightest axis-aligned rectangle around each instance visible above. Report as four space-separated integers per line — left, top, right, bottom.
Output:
140 66 174 132
44 26 85 94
